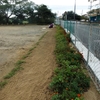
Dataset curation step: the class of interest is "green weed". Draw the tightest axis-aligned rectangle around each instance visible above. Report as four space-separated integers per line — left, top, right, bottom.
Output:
0 81 7 89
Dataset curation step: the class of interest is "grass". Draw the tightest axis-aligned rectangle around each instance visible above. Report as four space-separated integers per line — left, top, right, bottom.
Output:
39 32 48 41
0 81 7 90
15 60 25 67
4 60 25 79
22 46 36 59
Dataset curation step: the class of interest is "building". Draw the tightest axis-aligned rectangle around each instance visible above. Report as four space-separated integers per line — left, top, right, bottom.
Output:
87 8 100 22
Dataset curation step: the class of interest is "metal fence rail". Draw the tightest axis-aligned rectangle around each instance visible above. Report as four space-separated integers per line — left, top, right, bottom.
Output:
55 19 100 91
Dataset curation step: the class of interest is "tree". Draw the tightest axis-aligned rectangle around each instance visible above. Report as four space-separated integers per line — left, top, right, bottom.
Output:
0 1 55 24
20 1 36 23
0 0 28 24
0 0 12 24
12 0 29 24
62 11 81 21
34 4 56 24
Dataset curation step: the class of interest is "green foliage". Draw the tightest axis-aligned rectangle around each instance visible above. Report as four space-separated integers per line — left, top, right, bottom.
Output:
4 66 23 79
0 0 55 24
0 0 29 24
34 4 55 24
51 94 61 100
15 60 25 67
0 81 7 89
3 60 25 79
50 26 90 100
50 74 67 93
62 11 81 21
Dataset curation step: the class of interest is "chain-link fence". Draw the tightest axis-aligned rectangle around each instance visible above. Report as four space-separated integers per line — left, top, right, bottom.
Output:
55 19 100 91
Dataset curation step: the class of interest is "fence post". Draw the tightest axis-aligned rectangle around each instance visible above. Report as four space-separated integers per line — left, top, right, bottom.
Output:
67 21 68 31
87 23 92 67
70 21 71 33
75 21 77 45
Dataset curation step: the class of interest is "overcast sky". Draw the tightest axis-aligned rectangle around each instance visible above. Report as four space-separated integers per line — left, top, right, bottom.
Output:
31 0 99 16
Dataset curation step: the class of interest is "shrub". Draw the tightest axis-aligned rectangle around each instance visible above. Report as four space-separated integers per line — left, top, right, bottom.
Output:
50 26 90 100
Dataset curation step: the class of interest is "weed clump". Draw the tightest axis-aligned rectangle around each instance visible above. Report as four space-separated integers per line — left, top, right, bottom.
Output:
0 81 7 90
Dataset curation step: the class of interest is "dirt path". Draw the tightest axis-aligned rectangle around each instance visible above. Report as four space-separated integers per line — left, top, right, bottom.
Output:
0 28 57 100
83 81 100 100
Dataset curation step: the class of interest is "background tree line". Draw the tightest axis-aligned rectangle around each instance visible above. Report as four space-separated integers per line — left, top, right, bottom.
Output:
0 0 56 24
62 11 88 21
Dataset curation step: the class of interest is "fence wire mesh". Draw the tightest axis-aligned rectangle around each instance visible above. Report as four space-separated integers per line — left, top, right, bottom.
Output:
55 19 100 91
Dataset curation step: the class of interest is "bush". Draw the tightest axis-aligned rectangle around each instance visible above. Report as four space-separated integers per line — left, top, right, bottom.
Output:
50 25 90 100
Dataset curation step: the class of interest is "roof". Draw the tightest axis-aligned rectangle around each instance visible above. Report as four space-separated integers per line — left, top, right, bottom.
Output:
87 8 100 16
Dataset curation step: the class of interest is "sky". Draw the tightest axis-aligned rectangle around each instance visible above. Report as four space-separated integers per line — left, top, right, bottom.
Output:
31 0 100 16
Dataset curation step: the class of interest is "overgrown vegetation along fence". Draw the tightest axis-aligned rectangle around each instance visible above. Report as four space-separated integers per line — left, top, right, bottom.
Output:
50 26 90 100
55 19 100 91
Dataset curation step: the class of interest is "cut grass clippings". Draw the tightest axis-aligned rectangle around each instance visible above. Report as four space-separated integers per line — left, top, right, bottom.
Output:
0 32 48 89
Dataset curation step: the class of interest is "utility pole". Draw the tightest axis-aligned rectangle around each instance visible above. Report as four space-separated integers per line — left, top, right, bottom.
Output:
99 0 100 14
74 0 76 45
74 0 76 20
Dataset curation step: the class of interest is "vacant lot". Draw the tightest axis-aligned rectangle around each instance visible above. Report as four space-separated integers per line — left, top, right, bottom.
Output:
0 25 49 80
0 26 100 100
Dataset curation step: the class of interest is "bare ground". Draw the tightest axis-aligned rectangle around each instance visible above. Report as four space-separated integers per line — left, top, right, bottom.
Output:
0 26 100 100
0 27 57 100
0 25 49 80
